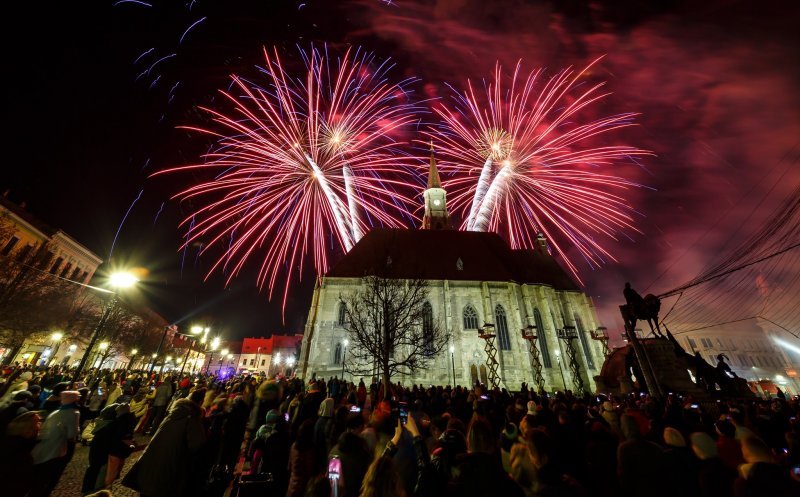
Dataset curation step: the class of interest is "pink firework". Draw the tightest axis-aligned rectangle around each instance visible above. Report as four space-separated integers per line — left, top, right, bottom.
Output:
158 46 421 309
431 59 651 280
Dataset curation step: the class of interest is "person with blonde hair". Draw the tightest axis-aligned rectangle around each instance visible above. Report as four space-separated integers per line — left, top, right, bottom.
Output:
359 455 406 497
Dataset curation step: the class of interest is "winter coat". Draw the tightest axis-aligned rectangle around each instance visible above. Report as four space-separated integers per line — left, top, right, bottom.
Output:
286 445 315 497
31 405 80 464
449 451 525 497
122 399 206 497
0 435 37 497
329 431 371 497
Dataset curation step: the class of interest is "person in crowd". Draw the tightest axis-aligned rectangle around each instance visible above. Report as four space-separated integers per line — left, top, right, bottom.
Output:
122 398 206 497
250 409 291 493
144 377 173 434
449 416 525 497
617 413 669 497
690 431 737 497
734 435 800 497
0 411 42 497
329 410 372 497
287 419 317 497
716 419 745 470
30 390 81 497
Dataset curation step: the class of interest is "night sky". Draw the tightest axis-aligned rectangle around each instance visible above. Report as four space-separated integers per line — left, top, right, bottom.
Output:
3 1 799 342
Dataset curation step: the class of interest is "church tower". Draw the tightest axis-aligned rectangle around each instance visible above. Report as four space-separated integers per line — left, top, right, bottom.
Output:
422 144 451 230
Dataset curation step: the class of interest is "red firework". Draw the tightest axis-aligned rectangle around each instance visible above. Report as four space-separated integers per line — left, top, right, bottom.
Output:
157 46 422 310
431 59 651 280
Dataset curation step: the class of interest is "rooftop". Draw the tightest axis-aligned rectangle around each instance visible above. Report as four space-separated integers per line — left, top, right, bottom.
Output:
326 228 579 291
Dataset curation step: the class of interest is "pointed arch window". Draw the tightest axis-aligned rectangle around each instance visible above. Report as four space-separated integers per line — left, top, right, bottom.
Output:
533 308 552 368
333 343 343 365
337 302 347 326
422 301 434 356
574 314 595 369
495 304 511 350
463 305 479 329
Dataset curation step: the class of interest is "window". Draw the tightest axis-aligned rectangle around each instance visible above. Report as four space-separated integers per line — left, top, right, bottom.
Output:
334 343 343 365
687 338 697 350
422 302 434 356
15 244 33 262
70 267 81 280
1 236 19 256
242 359 247 366
38 251 54 269
495 304 511 350
80 271 89 282
60 262 72 278
337 302 347 326
50 256 64 274
533 309 552 368
463 305 479 329
261 359 265 366
575 315 595 369
250 358 255 366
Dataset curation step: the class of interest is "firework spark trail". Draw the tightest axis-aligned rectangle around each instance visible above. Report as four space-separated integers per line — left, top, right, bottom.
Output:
432 59 650 279
179 17 206 45
157 45 422 313
109 188 144 260
343 164 364 242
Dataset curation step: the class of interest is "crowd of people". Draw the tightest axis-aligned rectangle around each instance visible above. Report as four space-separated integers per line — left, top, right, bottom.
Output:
1 363 800 497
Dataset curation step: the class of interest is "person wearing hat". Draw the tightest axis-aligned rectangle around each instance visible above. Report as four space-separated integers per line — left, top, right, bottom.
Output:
30 390 81 497
41 382 70 416
0 371 33 409
690 432 736 497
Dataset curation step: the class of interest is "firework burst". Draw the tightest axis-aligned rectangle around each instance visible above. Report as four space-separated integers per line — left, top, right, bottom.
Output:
157 45 422 310
431 59 651 280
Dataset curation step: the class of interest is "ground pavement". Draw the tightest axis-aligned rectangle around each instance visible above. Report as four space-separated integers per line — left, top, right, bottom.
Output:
52 434 150 497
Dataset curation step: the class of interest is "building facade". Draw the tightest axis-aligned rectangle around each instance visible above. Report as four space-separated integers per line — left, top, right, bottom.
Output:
675 322 799 396
299 153 606 392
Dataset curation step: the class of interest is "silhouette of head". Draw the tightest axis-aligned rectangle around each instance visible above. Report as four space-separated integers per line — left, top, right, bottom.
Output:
625 282 631 289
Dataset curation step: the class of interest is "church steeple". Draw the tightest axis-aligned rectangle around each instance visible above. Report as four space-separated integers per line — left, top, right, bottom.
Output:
422 143 451 230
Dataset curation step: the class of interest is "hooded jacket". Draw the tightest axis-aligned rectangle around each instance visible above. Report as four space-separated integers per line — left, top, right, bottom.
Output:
122 399 206 497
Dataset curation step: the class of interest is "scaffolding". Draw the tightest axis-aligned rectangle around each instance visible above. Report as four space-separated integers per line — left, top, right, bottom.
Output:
558 327 586 396
478 324 501 389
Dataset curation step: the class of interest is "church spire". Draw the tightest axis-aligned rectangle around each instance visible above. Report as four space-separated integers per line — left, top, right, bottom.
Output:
427 141 442 189
422 143 451 230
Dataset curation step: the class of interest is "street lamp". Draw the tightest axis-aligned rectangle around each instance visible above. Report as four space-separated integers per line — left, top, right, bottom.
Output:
554 350 567 391
127 348 138 370
205 338 220 374
71 270 138 385
48 332 64 366
449 345 456 387
96 341 110 369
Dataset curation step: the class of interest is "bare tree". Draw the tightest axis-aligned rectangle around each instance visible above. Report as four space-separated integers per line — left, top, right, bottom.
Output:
342 275 450 396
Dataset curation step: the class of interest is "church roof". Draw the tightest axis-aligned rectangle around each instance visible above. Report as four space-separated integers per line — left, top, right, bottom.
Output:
326 228 580 290
427 146 442 189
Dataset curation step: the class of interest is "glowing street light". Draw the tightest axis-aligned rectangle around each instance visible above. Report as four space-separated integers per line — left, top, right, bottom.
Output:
131 348 138 356
51 332 64 342
99 342 109 350
449 345 456 387
71 270 139 384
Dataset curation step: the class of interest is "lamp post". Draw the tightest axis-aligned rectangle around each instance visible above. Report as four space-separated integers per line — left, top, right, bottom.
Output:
48 332 64 367
286 356 296 377
449 345 456 387
218 348 229 375
96 341 110 369
178 326 209 378
127 349 138 370
204 337 220 375
341 339 349 379
71 271 138 385
554 350 567 391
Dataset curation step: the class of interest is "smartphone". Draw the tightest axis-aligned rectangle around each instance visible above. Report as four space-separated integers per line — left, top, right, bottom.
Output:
350 405 361 413
398 402 408 425
97 387 104 396
328 456 341 480
480 395 489 400
284 412 290 422
690 404 699 409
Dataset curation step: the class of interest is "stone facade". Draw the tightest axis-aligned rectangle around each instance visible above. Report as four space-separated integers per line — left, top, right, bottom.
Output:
299 275 605 392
